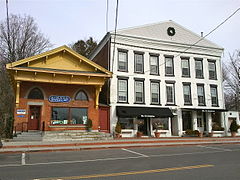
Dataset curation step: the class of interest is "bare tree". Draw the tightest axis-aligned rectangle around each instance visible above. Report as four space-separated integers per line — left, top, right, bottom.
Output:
223 50 240 110
0 14 51 138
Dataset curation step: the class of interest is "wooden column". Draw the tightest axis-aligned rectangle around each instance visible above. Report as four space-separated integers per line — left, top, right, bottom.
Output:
95 85 102 109
16 81 21 108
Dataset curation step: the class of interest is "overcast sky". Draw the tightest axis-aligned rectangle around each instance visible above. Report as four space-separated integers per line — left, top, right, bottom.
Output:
0 0 239 61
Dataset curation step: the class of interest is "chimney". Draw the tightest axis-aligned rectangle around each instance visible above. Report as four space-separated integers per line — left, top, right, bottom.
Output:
201 32 203 37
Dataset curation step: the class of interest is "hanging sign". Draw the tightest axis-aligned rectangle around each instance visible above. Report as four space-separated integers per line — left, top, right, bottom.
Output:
48 96 71 103
16 109 26 114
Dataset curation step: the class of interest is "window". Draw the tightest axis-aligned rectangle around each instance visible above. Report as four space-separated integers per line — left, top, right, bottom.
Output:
51 107 88 125
135 80 144 103
197 84 205 105
118 118 134 129
195 59 203 78
28 88 44 99
75 91 88 101
151 81 160 104
118 50 128 71
166 83 175 104
152 118 169 130
181 58 190 77
150 55 159 75
118 78 128 103
165 56 174 76
182 111 192 131
208 61 217 79
210 85 218 106
197 111 204 127
134 53 144 73
183 83 192 105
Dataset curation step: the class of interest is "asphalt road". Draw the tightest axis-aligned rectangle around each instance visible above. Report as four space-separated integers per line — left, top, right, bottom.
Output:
0 144 240 180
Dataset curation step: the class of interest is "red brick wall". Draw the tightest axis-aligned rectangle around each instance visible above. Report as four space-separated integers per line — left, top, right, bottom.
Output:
14 81 100 131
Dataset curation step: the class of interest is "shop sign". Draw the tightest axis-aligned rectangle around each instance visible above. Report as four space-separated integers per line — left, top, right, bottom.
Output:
140 115 155 118
17 115 25 118
202 110 215 113
16 109 26 114
48 96 71 103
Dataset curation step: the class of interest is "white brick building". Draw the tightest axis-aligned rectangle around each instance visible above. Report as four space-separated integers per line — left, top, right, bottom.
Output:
91 21 225 137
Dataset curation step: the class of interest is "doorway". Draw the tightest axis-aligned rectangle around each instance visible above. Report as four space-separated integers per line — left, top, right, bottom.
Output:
28 106 41 130
137 118 150 136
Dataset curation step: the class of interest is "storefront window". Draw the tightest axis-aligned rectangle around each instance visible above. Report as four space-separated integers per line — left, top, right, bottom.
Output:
152 118 169 130
118 118 134 129
51 107 88 125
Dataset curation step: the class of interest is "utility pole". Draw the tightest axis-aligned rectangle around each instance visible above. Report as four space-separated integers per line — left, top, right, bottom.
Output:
5 0 12 62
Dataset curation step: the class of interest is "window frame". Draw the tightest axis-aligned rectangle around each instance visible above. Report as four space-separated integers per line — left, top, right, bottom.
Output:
181 57 190 77
165 81 175 105
117 77 128 103
134 78 145 104
75 90 88 101
117 49 128 72
197 84 205 106
134 52 144 74
51 107 88 125
195 58 204 79
182 83 192 105
210 85 218 107
208 60 217 80
165 56 174 76
150 54 159 75
150 80 161 105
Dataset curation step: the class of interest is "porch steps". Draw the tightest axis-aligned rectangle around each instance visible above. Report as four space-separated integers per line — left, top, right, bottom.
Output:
42 131 113 141
13 131 43 142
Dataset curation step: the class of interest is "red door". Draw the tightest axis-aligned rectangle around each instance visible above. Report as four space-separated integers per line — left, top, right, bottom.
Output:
99 106 110 133
28 106 41 130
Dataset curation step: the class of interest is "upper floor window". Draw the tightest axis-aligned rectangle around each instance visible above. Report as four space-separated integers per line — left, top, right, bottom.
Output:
166 83 175 104
150 55 159 75
118 50 128 72
208 61 217 79
195 59 203 78
181 58 190 77
165 56 174 76
210 85 218 106
183 83 192 105
118 78 128 103
135 79 144 103
28 88 44 99
197 84 205 106
75 91 88 101
151 81 160 104
134 53 144 73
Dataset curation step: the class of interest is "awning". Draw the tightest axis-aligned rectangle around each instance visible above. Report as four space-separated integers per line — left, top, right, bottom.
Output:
182 108 227 112
116 106 174 118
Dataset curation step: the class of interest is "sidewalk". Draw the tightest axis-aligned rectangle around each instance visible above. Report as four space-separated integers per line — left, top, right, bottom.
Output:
1 137 240 153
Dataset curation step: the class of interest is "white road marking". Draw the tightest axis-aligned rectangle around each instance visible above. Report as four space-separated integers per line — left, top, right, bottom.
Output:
1 147 240 168
197 145 232 151
122 148 149 157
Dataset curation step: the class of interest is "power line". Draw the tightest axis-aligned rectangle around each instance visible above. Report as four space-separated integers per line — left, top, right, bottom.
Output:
111 0 119 71
140 7 240 74
106 0 109 33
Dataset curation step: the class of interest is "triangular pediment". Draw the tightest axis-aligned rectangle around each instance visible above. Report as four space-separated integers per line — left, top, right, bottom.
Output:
116 20 222 49
6 45 111 76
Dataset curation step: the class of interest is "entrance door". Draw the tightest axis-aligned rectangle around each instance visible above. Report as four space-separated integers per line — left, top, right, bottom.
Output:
28 106 41 130
138 118 150 136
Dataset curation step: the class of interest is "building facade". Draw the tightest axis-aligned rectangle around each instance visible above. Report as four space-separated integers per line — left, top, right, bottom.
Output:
6 46 112 132
91 21 225 137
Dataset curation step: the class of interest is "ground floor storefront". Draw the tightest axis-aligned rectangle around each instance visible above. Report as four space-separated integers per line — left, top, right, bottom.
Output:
113 106 226 138
6 46 112 134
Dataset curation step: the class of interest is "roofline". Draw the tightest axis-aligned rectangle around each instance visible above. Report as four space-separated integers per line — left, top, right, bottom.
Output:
109 33 224 51
6 45 112 76
89 33 111 60
111 20 223 50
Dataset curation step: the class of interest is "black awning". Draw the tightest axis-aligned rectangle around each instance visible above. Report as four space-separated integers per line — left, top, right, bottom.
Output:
116 106 173 118
182 108 227 112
